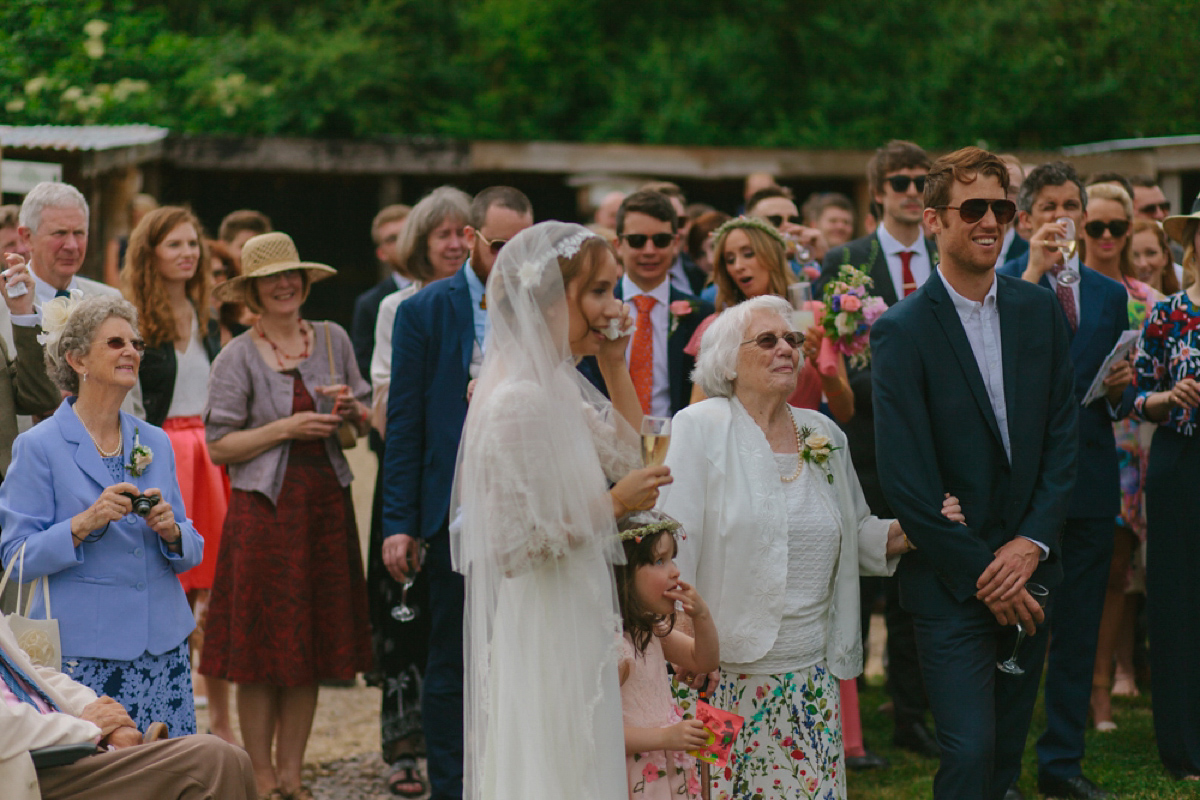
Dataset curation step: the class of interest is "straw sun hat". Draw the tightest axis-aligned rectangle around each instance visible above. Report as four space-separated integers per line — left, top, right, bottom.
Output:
1163 194 1200 245
212 232 336 303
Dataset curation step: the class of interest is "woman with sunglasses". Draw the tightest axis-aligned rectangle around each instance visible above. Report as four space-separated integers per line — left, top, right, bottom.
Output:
686 217 854 423
1132 205 1200 781
0 295 203 740
659 295 960 799
1075 183 1163 733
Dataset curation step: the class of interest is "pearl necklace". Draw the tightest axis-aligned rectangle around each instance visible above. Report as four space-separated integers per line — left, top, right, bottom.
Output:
780 411 804 483
82 422 123 459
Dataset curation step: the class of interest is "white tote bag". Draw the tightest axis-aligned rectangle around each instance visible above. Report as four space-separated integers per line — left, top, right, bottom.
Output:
0 542 62 672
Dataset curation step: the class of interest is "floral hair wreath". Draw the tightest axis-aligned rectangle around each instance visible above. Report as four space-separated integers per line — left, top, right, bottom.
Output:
616 509 686 544
711 215 788 250
36 289 85 351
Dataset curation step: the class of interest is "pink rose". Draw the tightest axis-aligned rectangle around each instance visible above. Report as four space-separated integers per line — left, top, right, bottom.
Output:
670 300 694 316
863 297 887 324
840 294 862 313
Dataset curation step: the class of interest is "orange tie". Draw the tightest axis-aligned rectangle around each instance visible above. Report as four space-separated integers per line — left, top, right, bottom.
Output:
899 250 917 297
630 295 656 414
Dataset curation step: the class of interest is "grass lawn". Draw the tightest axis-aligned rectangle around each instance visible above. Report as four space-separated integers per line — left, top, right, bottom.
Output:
846 680 1194 799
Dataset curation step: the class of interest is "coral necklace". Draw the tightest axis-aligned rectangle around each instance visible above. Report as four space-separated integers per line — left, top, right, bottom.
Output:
255 320 311 369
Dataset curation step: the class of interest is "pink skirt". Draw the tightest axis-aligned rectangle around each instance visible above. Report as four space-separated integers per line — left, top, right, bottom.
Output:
164 416 230 592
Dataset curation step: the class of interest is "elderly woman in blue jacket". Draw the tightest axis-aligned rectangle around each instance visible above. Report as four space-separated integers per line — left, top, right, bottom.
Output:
0 295 202 736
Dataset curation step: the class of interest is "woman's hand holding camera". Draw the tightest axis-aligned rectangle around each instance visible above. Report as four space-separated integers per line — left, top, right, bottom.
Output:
71 483 139 544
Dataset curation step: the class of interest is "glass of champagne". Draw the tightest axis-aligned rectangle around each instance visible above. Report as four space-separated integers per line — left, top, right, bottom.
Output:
1054 217 1080 285
641 416 672 467
996 581 1050 675
390 542 426 622
787 282 815 334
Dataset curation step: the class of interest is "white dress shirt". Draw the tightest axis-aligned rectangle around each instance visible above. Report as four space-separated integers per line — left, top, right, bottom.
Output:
877 221 933 298
1045 253 1082 314
622 275 671 417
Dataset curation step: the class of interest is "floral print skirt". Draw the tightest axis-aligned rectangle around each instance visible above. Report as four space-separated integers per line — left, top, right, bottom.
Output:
707 663 844 800
64 640 196 737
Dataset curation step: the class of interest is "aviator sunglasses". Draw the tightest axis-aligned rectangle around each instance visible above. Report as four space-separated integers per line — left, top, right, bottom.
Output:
886 175 927 193
1083 219 1131 238
935 199 1017 225
101 336 146 353
741 331 804 350
621 232 676 249
765 214 804 228
475 232 509 256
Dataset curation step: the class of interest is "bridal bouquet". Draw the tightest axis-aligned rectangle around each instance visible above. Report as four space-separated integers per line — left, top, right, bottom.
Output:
821 265 887 369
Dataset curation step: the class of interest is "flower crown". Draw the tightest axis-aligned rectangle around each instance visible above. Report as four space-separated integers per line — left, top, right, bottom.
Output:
616 509 685 544
711 215 788 249
36 289 84 351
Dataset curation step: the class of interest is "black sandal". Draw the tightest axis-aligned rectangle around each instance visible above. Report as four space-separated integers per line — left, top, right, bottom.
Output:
387 756 427 798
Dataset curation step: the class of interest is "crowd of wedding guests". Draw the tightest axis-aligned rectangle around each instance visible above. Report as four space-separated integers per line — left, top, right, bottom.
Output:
0 136 1198 800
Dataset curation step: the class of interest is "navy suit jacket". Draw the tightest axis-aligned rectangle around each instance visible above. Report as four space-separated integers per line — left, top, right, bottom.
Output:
818 231 939 306
872 273 1078 615
997 254 1135 519
577 282 712 415
351 275 402 380
382 268 475 540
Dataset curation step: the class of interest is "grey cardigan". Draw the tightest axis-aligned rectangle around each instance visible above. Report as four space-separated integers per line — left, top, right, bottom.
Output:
204 322 370 505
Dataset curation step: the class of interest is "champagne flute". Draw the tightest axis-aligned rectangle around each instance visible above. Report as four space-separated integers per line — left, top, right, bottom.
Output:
996 581 1050 675
640 416 672 467
390 543 426 623
1053 217 1080 286
787 282 815 333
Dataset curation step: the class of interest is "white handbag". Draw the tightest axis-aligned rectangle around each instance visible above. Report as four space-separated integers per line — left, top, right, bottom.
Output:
0 542 62 672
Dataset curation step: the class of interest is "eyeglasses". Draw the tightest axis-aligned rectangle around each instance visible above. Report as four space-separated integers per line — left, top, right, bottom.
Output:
1083 219 1131 238
765 214 804 228
621 233 675 249
886 175 927 193
1139 202 1171 216
741 331 803 350
101 336 146 353
475 232 509 256
935 199 1017 225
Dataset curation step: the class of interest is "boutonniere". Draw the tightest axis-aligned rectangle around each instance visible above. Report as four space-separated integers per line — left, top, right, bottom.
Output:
667 299 699 337
125 427 153 477
799 426 841 484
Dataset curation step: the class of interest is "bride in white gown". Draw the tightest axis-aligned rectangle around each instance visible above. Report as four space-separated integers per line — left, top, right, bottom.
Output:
451 222 671 800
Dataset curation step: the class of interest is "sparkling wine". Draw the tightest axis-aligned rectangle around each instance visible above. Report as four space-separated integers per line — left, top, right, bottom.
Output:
641 433 671 467
791 309 815 332
1060 238 1077 260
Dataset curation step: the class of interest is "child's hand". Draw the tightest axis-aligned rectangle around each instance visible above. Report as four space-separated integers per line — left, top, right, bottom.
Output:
663 579 710 622
942 492 966 525
661 718 709 752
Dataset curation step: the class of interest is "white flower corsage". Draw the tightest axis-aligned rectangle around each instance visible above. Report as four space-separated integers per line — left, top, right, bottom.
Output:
35 289 84 348
125 427 153 477
799 427 841 484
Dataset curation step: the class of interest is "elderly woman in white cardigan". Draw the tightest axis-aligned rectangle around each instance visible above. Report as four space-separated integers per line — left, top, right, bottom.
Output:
659 296 962 800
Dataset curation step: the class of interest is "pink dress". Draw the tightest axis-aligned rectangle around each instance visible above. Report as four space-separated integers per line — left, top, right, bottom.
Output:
620 633 702 799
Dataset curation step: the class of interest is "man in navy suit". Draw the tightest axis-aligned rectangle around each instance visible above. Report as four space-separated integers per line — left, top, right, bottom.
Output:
381 187 532 800
351 204 413 378
998 162 1132 800
873 147 1078 800
579 190 710 414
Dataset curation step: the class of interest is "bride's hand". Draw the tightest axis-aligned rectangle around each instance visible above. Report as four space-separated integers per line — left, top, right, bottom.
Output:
611 466 672 515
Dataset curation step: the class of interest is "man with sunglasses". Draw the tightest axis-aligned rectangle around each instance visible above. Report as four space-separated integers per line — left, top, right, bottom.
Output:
996 162 1131 800
579 190 710 416
1130 175 1185 268
641 181 708 295
746 186 828 277
873 147 1079 800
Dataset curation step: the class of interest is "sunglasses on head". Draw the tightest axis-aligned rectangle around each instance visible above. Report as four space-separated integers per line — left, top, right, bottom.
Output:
935 199 1017 225
476 232 509 256
102 336 145 353
1083 219 1130 238
765 214 804 228
622 233 675 249
1139 202 1170 216
886 175 927 193
741 331 804 350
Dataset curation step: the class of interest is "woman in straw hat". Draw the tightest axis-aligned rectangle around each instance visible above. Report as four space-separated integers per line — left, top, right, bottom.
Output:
1131 202 1200 781
200 232 374 800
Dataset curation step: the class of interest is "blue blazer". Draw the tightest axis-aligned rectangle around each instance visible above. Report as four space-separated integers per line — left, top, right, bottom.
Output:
383 268 474 541
577 283 712 414
872 273 1078 614
997 255 1135 518
0 399 202 661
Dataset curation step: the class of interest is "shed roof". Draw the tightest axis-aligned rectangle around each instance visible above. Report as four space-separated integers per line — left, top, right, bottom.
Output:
0 125 169 151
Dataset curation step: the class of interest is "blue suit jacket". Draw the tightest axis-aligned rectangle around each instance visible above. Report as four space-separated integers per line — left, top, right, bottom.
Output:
383 268 474 540
0 399 202 660
997 254 1135 518
872 273 1078 614
577 283 712 414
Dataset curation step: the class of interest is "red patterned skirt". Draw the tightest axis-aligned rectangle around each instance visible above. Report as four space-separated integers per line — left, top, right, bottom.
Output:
200 437 373 685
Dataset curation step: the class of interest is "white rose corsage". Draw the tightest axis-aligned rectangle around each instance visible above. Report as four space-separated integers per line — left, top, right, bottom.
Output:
799 427 841 484
125 427 153 477
35 289 84 349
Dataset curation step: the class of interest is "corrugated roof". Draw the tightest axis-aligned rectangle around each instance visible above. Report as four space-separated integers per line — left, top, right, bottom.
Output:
0 125 169 152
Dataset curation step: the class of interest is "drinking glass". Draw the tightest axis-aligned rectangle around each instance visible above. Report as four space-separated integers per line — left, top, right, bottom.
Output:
1053 217 1080 286
313 385 346 415
390 543 426 623
640 416 672 467
787 282 815 333
996 581 1050 675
